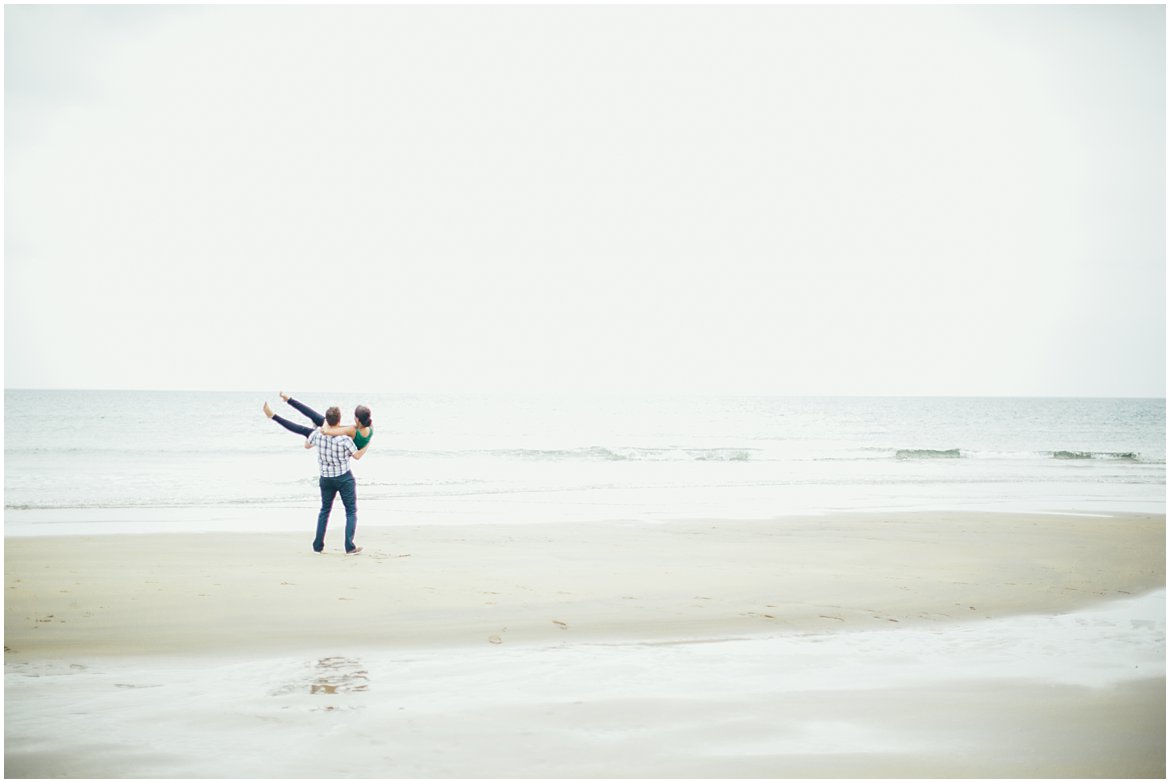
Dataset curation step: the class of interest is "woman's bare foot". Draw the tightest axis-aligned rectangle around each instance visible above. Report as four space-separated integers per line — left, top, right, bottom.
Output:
279 391 291 402
263 402 274 419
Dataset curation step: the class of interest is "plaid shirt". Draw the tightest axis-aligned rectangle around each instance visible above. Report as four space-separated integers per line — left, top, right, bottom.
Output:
308 429 358 478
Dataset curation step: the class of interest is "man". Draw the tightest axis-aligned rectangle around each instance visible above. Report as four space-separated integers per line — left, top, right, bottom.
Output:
305 405 368 554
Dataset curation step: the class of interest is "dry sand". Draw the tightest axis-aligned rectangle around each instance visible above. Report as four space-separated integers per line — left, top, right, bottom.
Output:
5 511 1166 778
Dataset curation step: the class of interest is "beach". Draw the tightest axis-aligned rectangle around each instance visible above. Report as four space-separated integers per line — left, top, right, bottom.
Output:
5 511 1165 778
6 0 1167 776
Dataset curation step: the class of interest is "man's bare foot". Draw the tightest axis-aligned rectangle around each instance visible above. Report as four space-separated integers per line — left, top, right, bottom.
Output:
280 391 291 402
263 402 274 419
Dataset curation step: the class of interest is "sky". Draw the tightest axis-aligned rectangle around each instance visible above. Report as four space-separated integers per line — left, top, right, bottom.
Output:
4 4 1165 396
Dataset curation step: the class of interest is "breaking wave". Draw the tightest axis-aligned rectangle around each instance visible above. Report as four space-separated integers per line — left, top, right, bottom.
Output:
892 448 1148 462
495 446 754 463
896 448 962 460
385 446 755 462
1051 451 1140 461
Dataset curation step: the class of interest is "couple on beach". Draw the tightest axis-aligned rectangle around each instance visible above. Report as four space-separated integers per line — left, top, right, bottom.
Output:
264 393 373 555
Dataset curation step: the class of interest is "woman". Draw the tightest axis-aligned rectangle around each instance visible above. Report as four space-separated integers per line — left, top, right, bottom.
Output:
263 392 373 450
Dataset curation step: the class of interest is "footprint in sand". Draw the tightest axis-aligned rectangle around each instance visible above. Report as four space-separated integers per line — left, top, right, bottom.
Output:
552 620 568 630
308 657 369 694
270 656 369 697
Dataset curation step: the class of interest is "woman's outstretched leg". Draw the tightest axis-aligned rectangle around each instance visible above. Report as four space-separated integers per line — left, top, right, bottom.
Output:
280 391 326 427
264 401 315 438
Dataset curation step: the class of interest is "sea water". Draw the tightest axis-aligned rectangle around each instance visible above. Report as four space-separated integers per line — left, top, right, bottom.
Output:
3 391 1164 535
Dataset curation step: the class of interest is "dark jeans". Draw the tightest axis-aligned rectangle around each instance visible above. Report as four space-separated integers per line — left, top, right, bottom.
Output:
273 397 326 439
314 471 358 553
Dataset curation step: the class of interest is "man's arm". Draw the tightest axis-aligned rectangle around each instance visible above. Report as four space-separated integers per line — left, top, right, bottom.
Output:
321 423 357 437
304 439 314 449
352 445 369 460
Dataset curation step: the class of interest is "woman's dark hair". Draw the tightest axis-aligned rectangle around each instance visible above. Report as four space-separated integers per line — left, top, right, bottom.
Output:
354 405 372 428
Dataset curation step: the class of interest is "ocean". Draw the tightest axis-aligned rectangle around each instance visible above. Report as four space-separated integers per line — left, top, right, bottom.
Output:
4 391 1165 536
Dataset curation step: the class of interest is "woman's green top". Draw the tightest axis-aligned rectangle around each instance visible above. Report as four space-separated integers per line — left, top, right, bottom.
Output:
354 427 372 450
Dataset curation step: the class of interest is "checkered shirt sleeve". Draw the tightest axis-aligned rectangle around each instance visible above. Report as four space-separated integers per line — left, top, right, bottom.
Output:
308 429 358 478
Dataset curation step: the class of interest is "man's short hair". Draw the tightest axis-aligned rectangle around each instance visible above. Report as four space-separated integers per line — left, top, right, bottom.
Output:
325 406 342 426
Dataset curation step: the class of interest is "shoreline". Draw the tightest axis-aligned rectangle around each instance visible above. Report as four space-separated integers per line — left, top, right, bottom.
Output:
5 498 1166 539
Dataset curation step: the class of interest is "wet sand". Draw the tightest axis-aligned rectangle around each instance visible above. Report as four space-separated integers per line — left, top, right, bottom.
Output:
5 511 1166 777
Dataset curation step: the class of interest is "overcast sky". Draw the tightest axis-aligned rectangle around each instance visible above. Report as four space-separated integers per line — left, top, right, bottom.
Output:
5 4 1165 396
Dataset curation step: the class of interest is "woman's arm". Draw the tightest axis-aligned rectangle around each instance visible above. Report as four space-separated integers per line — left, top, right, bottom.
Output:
320 423 357 437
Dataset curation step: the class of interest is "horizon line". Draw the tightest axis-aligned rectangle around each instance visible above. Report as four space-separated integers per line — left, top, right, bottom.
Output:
3 387 1166 401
